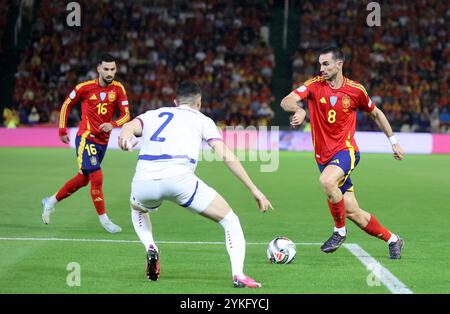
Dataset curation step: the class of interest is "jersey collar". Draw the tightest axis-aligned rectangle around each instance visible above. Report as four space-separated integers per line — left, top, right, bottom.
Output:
96 78 113 88
326 77 347 90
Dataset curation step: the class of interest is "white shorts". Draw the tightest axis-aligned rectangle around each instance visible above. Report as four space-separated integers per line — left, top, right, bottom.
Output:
130 173 217 214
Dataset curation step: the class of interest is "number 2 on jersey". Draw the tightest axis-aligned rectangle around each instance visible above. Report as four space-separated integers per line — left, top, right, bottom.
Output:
150 112 174 142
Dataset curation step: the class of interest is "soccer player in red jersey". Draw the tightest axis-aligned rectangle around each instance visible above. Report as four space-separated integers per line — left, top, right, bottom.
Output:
281 47 405 259
41 53 130 233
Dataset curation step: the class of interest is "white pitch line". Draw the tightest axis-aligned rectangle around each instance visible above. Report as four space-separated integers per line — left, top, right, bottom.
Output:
344 243 413 294
0 237 411 294
0 237 321 246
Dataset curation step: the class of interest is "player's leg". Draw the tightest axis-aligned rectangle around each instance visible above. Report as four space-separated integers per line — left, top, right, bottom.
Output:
42 135 90 224
200 194 261 288
88 168 121 233
174 174 260 288
80 139 121 233
318 150 358 253
130 180 163 281
344 191 404 259
318 164 347 253
319 164 346 231
130 198 160 250
342 190 370 227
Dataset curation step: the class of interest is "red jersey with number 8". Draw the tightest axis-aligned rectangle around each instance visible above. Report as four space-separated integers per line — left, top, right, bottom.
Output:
293 76 375 165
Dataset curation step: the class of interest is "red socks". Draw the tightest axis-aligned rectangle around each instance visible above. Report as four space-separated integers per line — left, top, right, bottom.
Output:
363 215 392 242
327 198 392 242
55 170 107 216
55 173 89 201
327 198 345 228
88 169 106 215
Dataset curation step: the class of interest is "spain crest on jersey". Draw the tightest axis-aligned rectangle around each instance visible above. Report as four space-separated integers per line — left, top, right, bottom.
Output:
108 91 116 102
342 95 351 108
90 156 98 166
342 94 351 112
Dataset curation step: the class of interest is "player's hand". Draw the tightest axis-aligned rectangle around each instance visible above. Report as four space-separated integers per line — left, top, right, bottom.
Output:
118 137 135 152
99 123 113 133
59 135 70 144
290 110 306 128
392 143 404 160
251 188 274 213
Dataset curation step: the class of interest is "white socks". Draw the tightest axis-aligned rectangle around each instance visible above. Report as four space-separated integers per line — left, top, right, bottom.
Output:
387 234 399 244
219 210 245 278
131 208 156 251
334 226 347 236
48 194 58 206
98 213 110 224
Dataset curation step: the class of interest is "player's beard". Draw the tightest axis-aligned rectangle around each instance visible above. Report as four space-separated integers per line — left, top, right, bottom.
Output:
323 72 337 81
102 75 114 85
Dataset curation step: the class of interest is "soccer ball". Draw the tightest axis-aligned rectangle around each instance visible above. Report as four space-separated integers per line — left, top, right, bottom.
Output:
267 236 296 264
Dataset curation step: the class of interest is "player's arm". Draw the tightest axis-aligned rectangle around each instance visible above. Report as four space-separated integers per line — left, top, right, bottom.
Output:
58 86 82 143
208 140 273 213
280 89 307 128
369 105 404 160
118 118 142 151
100 83 130 133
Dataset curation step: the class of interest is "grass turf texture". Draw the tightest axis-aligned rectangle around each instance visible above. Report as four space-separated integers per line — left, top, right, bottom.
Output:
0 148 449 293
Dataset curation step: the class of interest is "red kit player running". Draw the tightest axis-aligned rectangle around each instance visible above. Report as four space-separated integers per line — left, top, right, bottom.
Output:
42 53 130 233
281 47 405 259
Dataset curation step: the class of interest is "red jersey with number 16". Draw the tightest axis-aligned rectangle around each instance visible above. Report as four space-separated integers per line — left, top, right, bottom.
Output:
59 79 130 145
293 76 375 165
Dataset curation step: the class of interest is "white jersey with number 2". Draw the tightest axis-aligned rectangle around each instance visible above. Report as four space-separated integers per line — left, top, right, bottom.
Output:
133 105 222 181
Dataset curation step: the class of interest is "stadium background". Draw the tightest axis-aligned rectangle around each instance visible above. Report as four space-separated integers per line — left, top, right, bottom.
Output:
1 0 449 132
1 0 450 295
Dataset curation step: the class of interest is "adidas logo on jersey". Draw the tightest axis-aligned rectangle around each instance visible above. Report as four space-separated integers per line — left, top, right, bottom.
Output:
89 94 98 100
320 97 327 104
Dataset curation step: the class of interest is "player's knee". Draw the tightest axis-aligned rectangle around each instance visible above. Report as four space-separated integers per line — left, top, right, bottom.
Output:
88 169 103 186
81 177 89 187
76 173 90 186
130 197 158 213
346 207 363 223
131 203 147 213
346 210 358 221
319 175 336 191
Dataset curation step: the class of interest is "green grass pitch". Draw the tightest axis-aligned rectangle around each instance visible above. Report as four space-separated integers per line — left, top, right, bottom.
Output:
0 148 449 293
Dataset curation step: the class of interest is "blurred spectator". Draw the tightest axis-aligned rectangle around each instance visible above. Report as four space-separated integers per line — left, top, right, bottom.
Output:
294 0 450 133
12 0 275 128
439 106 450 132
430 107 441 133
27 106 40 125
3 107 20 128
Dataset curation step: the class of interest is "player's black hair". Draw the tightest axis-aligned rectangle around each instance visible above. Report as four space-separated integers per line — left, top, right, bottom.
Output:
176 81 202 98
319 46 345 62
98 53 116 65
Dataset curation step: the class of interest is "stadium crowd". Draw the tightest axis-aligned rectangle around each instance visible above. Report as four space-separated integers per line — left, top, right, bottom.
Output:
8 0 275 128
4 1 449 133
292 0 450 133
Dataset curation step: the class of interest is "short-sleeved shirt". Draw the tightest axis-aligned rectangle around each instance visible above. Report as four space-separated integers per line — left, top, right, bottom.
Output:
133 105 222 180
293 76 375 164
59 79 130 145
